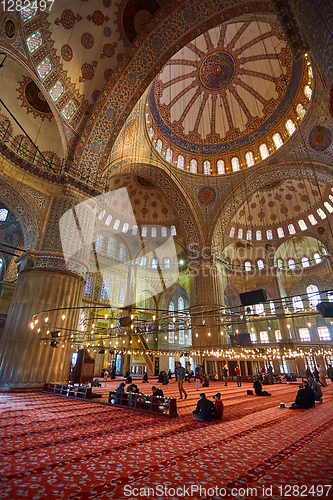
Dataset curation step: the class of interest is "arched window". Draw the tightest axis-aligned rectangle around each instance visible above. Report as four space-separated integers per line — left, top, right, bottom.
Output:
113 219 120 230
203 160 211 175
329 195 333 203
151 227 157 237
266 229 273 240
166 148 172 163
259 144 269 160
190 159 197 173
256 230 262 241
49 81 64 102
26 32 42 53
296 103 306 118
245 261 251 272
231 157 240 172
169 301 174 315
62 101 77 121
105 215 112 226
119 281 126 303
152 258 158 269
83 274 94 298
324 201 333 213
257 259 264 270
288 259 296 270
238 228 243 239
286 119 296 135
107 237 115 256
156 139 162 153
304 85 312 99
217 160 225 174
100 277 112 302
302 257 310 268
21 3 37 22
161 227 167 237
313 253 321 264
317 208 326 219
178 296 185 312
277 227 284 238
164 258 170 269
246 152 254 167
140 256 147 266
0 208 8 221
142 226 147 237
95 235 103 252
37 58 52 79
179 324 185 345
273 133 283 149
307 285 321 307
246 230 252 240
277 259 283 269
177 155 184 169
293 296 304 311
148 127 154 139
99 210 106 221
229 227 235 237
298 219 307 231
171 225 177 236
122 223 129 233
132 225 138 235
255 303 265 315
288 224 296 235
308 66 313 78
270 301 276 314
119 244 125 261
308 214 317 225
168 323 174 344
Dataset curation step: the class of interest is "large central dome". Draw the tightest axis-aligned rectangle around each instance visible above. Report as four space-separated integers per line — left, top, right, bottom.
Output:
146 21 313 174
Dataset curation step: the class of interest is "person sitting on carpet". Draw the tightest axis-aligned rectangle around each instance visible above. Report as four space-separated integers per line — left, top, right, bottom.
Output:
142 372 149 383
127 383 139 393
202 373 209 387
306 365 313 379
253 375 271 396
289 380 315 409
308 377 322 403
115 382 125 404
212 392 223 419
92 378 101 387
262 374 270 385
152 386 164 402
192 393 215 422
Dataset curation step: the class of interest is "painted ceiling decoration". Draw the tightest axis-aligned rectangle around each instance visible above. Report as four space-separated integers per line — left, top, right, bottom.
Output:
17 76 53 121
146 21 314 174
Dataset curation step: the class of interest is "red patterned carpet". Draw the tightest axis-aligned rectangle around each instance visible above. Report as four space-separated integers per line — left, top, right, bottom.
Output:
1 379 333 500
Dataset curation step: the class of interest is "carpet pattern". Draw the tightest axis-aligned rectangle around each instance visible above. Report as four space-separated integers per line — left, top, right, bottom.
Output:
1 379 333 499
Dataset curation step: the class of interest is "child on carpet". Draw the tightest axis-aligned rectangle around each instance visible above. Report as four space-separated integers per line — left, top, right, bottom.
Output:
212 392 223 419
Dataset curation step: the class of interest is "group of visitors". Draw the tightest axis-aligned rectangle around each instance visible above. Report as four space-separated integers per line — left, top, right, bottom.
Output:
192 392 224 422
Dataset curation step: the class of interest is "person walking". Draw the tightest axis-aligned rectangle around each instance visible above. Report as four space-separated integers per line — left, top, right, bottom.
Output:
223 364 228 386
235 365 241 387
268 365 274 385
177 362 187 399
327 364 333 383
305 365 313 380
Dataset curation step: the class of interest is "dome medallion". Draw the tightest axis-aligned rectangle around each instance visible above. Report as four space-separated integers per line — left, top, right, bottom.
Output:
199 51 235 90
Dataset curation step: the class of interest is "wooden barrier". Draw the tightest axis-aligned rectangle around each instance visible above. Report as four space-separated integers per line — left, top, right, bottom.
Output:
108 391 178 417
42 383 92 400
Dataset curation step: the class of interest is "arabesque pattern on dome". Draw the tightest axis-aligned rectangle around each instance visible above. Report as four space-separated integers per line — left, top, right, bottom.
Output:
147 21 314 174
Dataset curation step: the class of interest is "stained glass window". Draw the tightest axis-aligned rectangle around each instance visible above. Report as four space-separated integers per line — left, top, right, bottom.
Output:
190 159 197 173
168 324 174 344
260 144 269 160
286 119 296 135
105 215 112 226
308 214 317 225
277 227 284 238
161 227 167 237
169 301 174 315
122 223 129 233
142 226 147 237
156 139 162 153
140 256 147 266
119 281 126 303
307 285 321 307
299 328 311 341
314 253 321 264
166 148 172 163
83 274 93 297
229 227 235 237
77 309 88 331
21 2 37 22
95 235 103 252
318 326 330 340
0 208 8 221
178 296 184 312
277 259 283 269
246 152 254 167
273 133 283 149
99 210 105 220
245 261 251 272
231 157 240 171
132 225 138 235
288 259 296 270
238 228 243 239
324 202 333 213
179 325 185 345
266 230 273 240
37 58 52 79
107 237 114 256
148 127 154 139
119 244 125 261
113 219 120 230
62 100 77 120
49 81 64 102
26 32 42 53
203 161 211 175
296 103 305 118
0 258 2 271
151 227 157 237
255 303 265 315
288 224 296 235
171 225 176 236
246 230 252 240
177 155 184 169
275 330 282 341
250 332 257 343
302 257 310 268
304 85 312 99
317 208 326 219
256 230 262 241
152 258 158 269
257 259 264 270
217 160 225 174
270 301 276 314
298 219 307 231
100 276 112 302
260 331 269 343
164 258 170 268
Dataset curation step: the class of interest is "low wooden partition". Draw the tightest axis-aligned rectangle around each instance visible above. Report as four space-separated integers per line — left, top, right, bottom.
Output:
43 383 92 400
108 391 178 417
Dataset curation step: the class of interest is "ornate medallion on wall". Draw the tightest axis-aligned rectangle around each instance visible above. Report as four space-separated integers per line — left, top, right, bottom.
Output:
309 126 332 151
198 186 216 206
115 0 161 45
4 18 16 39
16 76 53 121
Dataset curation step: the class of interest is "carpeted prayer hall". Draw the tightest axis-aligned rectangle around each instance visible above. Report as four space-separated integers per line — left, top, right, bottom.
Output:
1 379 333 500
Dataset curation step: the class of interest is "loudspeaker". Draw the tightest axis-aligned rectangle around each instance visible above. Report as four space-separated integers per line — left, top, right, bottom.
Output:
317 302 333 318
119 316 131 327
240 288 267 306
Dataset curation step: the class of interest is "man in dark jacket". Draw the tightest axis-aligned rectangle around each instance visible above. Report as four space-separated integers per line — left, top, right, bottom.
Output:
289 380 315 409
253 375 271 396
152 386 164 401
192 393 215 422
327 364 333 383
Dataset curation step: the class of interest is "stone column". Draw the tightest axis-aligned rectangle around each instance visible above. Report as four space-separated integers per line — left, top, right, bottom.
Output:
0 251 87 388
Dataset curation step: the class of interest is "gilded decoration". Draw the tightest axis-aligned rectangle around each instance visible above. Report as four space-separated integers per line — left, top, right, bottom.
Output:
199 51 235 90
309 126 332 151
35 254 88 279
